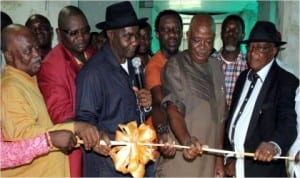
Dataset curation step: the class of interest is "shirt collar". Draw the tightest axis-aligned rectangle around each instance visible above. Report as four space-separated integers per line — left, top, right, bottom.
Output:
247 58 274 83
217 47 245 64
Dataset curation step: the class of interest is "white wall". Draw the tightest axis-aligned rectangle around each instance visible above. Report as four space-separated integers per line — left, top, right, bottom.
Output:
1 1 72 46
277 1 299 78
258 1 300 78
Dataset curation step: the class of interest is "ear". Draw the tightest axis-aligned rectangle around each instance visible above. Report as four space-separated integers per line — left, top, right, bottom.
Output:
4 50 14 64
272 46 279 56
50 27 54 40
56 28 61 42
106 30 114 39
155 31 159 40
186 30 190 39
241 32 245 40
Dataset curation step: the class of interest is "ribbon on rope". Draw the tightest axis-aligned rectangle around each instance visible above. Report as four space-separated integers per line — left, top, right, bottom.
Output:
77 120 295 178
110 121 157 178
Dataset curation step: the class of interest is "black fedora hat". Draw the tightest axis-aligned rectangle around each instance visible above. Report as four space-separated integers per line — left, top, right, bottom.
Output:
241 21 287 46
96 1 148 30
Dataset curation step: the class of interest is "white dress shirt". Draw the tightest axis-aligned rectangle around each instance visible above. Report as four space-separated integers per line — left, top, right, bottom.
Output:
288 87 300 177
228 59 274 178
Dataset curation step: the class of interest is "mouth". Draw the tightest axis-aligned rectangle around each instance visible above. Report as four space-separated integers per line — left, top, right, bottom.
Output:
32 57 42 70
76 43 88 50
168 40 179 47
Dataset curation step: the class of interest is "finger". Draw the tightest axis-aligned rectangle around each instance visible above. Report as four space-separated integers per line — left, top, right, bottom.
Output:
132 86 138 92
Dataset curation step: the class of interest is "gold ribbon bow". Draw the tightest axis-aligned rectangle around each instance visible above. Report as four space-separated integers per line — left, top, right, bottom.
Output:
110 121 157 178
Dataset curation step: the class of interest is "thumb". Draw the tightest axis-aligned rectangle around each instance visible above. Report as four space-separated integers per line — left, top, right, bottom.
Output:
132 86 139 92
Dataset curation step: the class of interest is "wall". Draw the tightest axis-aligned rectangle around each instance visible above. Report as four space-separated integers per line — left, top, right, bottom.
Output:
1 1 72 46
2 1 299 78
277 1 299 78
258 1 299 78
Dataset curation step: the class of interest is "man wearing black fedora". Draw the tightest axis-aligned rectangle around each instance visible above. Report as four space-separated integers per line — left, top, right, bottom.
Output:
74 1 152 177
224 21 299 177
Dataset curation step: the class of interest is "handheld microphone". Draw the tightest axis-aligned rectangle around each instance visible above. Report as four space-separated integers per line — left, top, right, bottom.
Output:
132 57 144 89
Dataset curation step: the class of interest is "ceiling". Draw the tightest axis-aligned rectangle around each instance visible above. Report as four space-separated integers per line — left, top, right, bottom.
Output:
152 0 258 22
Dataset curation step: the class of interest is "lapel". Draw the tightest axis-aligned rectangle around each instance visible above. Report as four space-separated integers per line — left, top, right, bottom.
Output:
245 62 279 141
60 44 83 74
226 70 248 133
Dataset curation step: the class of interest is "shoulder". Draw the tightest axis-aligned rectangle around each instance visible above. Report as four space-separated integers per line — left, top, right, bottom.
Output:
148 51 166 66
274 62 298 80
43 43 65 63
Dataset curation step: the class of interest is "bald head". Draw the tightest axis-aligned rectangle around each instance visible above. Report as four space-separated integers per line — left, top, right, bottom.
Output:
2 24 42 76
189 14 215 35
187 14 215 64
25 14 51 28
1 24 25 52
58 6 87 28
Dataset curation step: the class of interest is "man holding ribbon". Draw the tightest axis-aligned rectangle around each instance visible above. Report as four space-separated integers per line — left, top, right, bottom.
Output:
75 1 152 177
224 21 299 177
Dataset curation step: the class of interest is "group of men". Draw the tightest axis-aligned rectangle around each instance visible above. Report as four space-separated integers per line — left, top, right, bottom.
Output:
1 1 299 177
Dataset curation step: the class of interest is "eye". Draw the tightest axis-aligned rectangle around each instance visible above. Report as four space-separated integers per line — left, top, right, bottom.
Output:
23 47 32 55
68 30 79 37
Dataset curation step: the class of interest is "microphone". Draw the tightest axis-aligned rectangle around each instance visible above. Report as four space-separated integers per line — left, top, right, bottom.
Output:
132 57 144 89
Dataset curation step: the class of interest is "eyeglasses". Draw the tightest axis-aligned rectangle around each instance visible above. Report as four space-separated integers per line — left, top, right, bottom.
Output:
247 45 273 53
159 27 181 34
60 26 90 38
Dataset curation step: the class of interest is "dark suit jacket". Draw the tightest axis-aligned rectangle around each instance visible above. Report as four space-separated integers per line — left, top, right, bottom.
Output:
225 61 299 177
75 43 142 177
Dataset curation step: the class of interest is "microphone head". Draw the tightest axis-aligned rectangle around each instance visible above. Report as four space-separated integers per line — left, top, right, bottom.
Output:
132 57 141 68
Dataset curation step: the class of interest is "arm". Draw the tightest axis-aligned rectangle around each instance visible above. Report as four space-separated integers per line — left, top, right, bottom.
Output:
1 130 76 169
161 59 202 160
145 61 177 156
75 69 110 154
2 85 53 138
1 133 48 169
144 62 168 129
151 86 168 129
254 75 298 161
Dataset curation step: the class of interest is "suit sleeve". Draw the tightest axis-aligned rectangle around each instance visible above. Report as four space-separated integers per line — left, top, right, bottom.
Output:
75 69 103 126
272 73 298 155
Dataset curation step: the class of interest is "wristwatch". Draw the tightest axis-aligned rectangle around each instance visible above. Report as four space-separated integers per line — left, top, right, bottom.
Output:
156 124 169 135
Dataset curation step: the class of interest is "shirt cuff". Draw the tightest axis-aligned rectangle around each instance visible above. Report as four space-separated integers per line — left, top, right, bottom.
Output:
143 106 152 112
269 141 282 156
224 153 235 165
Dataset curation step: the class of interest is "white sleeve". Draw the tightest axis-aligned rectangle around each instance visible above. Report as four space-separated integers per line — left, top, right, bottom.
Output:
288 87 300 177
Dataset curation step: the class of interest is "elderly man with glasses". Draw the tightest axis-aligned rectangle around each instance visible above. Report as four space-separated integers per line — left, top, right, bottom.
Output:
37 5 95 178
224 21 299 177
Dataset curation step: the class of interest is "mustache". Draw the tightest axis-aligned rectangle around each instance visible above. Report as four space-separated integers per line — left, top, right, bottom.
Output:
32 57 42 63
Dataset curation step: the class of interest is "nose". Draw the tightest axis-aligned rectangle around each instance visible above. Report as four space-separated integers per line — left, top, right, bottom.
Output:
32 46 41 57
76 31 86 41
199 40 206 49
131 35 139 47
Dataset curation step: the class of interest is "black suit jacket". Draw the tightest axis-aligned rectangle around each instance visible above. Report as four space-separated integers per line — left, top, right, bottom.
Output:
225 61 299 177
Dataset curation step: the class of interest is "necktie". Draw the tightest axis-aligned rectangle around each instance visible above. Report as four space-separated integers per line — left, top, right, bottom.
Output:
230 71 259 145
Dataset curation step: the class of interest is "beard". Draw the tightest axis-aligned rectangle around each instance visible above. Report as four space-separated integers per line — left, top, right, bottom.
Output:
224 45 237 52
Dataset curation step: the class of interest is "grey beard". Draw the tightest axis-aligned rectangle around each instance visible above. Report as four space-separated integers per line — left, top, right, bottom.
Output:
224 45 237 52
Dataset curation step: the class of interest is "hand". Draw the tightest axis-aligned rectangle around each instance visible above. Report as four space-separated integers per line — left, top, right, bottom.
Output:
224 158 236 177
49 130 76 154
215 156 225 178
295 151 300 163
158 133 176 157
254 142 278 162
74 121 100 150
133 87 152 108
92 131 111 156
182 136 202 161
